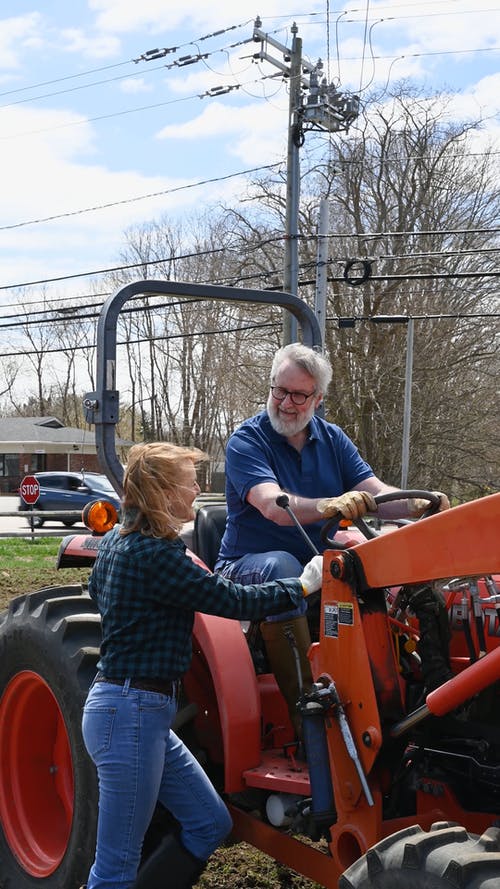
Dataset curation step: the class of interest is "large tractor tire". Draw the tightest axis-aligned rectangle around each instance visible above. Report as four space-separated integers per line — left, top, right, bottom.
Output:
0 584 101 889
339 821 500 888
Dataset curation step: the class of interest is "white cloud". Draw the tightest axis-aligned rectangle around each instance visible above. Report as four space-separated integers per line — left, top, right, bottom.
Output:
89 0 227 34
444 73 500 155
156 99 287 165
0 105 96 164
0 102 201 288
0 13 43 70
119 76 153 94
467 73 500 116
88 0 309 34
59 27 121 59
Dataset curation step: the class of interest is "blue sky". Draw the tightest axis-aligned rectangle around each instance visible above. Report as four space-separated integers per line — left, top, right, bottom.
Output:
0 0 499 307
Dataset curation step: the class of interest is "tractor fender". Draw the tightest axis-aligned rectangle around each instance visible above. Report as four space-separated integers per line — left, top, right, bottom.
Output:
189 612 261 793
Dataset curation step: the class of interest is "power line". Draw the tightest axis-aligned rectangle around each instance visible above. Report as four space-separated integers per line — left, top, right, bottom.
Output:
1 33 497 147
2 290 112 312
1 257 498 331
0 66 288 145
0 60 132 100
0 318 281 360
325 226 500 240
344 5 500 25
0 19 252 103
0 65 163 111
0 90 194 142
1 223 500 295
0 163 282 232
3 5 490 105
0 34 255 112
0 234 288 293
1 141 498 234
0 250 225 292
0 310 497 361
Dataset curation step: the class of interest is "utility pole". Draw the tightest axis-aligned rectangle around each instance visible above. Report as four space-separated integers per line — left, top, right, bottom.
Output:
401 317 414 488
314 197 330 346
252 19 359 344
283 23 302 343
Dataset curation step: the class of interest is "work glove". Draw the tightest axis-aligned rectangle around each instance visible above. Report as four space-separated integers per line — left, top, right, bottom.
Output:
299 555 323 596
408 491 451 517
317 490 377 521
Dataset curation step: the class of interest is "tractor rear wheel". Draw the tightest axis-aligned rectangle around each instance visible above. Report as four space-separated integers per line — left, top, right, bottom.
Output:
339 821 500 888
0 584 101 889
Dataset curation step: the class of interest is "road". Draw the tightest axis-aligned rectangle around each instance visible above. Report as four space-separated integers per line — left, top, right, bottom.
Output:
0 496 87 538
0 496 197 548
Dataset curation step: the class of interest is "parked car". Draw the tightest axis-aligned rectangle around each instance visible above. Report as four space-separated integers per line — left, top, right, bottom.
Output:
18 471 121 528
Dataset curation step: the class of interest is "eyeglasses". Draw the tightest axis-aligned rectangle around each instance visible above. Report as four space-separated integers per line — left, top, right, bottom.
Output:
270 385 317 406
176 481 200 492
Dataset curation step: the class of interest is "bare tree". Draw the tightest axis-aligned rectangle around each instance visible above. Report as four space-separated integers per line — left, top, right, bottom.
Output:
221 86 500 499
0 359 20 413
2 85 497 503
97 216 283 486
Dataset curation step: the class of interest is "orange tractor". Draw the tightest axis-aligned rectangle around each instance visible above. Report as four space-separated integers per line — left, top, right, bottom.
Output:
0 280 499 889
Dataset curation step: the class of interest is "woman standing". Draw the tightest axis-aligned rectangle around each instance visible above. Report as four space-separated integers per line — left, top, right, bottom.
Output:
81 442 322 889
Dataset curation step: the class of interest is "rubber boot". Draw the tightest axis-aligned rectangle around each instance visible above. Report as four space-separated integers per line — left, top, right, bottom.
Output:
260 614 313 738
132 833 206 889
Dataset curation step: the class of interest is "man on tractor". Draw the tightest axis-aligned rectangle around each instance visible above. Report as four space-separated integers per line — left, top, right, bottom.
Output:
214 342 450 734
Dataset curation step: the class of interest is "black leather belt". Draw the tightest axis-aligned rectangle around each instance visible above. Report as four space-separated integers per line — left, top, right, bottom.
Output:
94 672 176 696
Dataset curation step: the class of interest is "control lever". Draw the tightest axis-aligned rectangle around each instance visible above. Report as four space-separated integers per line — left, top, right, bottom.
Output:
275 494 320 556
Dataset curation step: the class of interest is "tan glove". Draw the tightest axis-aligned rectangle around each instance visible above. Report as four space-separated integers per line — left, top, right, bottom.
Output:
408 491 451 518
299 555 323 595
317 490 377 520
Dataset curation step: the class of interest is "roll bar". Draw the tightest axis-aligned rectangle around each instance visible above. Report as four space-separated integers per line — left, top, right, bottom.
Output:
83 280 323 495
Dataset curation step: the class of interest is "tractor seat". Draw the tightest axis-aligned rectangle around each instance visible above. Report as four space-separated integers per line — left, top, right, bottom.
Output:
193 503 228 572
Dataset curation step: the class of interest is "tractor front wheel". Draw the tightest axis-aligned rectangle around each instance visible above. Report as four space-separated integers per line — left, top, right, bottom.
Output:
339 821 500 888
0 585 101 888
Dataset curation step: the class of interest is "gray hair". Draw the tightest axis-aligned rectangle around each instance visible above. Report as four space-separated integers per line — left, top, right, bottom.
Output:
270 342 332 395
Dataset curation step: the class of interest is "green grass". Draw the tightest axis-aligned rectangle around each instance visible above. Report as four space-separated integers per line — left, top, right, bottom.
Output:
0 536 61 559
0 537 89 607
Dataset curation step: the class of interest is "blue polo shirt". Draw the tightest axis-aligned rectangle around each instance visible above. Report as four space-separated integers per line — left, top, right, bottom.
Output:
218 411 374 564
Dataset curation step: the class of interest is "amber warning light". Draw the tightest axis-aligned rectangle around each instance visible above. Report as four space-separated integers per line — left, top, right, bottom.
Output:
82 500 118 534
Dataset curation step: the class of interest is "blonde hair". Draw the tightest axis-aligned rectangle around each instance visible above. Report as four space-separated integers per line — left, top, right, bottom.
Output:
121 442 208 539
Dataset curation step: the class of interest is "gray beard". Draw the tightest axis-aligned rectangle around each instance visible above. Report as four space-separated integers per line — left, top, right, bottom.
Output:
266 394 315 438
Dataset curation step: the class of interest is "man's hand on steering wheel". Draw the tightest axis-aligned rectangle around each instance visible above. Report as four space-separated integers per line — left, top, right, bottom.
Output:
408 491 450 517
317 490 377 521
319 489 451 546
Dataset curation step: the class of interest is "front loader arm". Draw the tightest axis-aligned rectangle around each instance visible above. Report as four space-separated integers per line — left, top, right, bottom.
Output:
348 493 500 590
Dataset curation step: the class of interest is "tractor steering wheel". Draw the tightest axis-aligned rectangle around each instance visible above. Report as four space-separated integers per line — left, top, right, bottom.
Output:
320 489 442 547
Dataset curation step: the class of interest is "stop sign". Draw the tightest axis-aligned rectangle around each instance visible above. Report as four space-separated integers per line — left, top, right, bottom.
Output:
20 475 41 505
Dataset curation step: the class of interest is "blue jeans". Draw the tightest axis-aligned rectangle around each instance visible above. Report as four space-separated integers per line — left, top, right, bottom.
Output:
214 550 307 620
82 679 232 889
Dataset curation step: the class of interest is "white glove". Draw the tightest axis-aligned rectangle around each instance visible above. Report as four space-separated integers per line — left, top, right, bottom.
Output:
299 555 323 596
408 491 451 517
317 490 377 521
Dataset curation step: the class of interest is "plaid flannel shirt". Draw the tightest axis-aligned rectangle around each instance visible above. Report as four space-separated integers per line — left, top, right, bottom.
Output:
88 527 303 679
